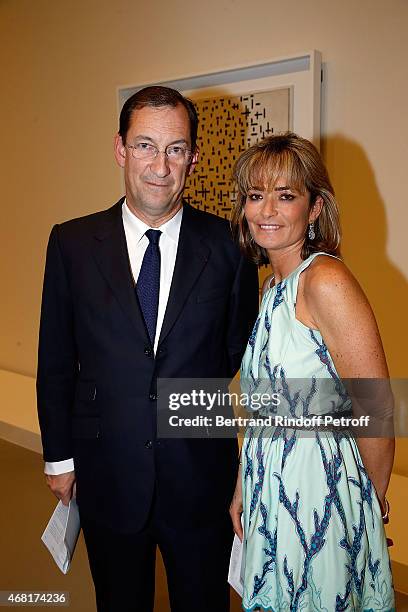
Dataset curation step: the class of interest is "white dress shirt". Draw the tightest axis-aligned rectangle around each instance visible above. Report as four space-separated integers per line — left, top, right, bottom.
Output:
44 200 183 475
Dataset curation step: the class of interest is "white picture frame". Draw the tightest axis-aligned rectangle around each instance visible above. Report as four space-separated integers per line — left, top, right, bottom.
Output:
118 50 322 146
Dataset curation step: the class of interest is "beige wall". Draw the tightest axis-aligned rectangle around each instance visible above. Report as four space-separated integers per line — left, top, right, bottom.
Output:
0 0 407 467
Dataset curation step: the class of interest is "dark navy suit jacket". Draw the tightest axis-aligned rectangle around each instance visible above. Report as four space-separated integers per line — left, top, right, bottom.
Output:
37 199 259 532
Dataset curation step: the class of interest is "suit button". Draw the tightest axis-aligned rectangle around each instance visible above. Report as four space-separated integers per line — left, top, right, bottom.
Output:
149 393 157 401
145 440 153 449
144 347 152 357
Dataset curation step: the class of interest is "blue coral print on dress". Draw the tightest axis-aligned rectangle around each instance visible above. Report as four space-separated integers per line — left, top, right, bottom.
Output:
272 281 286 310
249 431 266 522
310 329 349 405
251 502 277 599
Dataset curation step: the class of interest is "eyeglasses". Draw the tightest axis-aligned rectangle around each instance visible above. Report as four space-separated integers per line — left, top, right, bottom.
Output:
126 142 193 164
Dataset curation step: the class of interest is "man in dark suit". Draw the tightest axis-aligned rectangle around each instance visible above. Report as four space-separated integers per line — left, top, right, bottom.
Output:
37 86 258 612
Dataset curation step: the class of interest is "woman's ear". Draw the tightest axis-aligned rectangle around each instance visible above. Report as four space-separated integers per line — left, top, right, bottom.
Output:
309 195 324 223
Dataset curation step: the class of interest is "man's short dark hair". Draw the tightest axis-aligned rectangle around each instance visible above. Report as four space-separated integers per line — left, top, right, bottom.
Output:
119 85 199 150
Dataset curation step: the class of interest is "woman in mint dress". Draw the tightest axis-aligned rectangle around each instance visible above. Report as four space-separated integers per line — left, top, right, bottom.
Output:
229 134 394 611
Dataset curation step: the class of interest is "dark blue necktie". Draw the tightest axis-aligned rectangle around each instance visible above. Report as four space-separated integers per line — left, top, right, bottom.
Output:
136 229 161 344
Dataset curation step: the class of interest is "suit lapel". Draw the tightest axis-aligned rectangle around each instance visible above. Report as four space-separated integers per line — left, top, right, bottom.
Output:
92 199 148 341
158 204 210 345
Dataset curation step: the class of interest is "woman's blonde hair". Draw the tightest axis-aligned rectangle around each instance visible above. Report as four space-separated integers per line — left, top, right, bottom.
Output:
231 133 341 264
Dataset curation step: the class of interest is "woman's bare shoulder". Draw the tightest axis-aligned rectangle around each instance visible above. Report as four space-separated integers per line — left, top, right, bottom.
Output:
303 255 362 300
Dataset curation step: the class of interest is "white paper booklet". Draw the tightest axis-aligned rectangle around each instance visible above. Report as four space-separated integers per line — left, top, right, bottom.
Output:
41 499 80 574
228 532 244 597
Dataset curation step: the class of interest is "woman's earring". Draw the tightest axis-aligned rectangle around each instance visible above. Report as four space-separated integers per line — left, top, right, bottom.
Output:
308 222 315 240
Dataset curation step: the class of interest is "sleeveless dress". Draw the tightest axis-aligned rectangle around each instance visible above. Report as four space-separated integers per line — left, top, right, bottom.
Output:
240 252 394 612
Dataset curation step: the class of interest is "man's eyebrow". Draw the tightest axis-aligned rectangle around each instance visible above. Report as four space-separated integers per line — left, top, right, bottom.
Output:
168 138 188 145
133 135 188 145
133 135 155 142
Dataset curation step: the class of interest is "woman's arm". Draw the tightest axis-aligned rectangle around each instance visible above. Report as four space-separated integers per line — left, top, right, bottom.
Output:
302 257 394 508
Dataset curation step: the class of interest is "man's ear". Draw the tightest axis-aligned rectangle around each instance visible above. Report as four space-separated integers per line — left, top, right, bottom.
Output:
309 195 324 223
187 147 199 176
114 133 126 168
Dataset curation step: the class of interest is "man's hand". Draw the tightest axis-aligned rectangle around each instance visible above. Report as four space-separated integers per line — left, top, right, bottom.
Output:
45 471 76 506
229 469 243 541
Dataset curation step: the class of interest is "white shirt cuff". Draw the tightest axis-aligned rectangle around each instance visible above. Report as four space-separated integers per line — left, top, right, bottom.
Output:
44 458 75 475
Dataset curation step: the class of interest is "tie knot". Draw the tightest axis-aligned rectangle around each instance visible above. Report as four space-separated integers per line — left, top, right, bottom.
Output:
145 229 161 245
